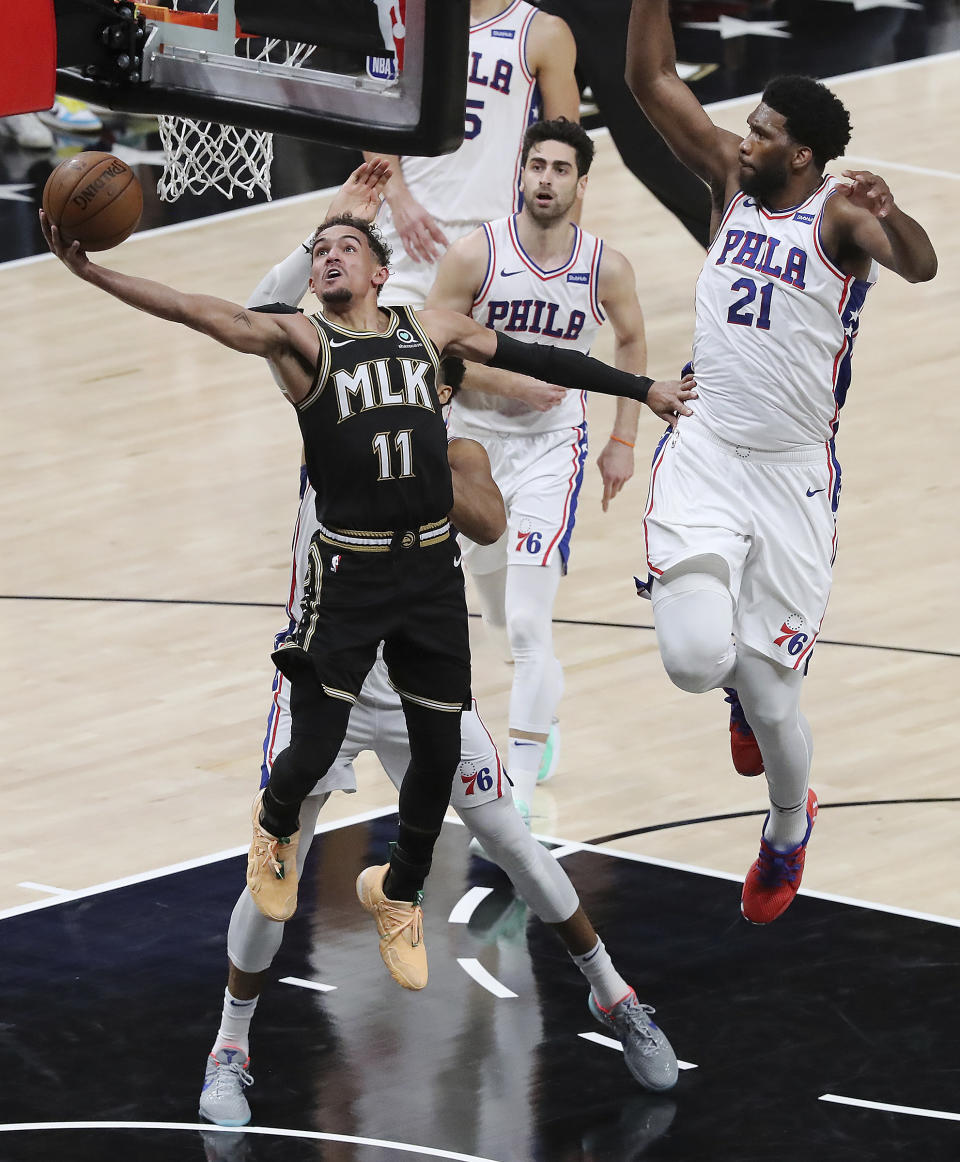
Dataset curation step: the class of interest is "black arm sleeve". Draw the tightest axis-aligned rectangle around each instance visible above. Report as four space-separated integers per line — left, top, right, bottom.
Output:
487 330 653 403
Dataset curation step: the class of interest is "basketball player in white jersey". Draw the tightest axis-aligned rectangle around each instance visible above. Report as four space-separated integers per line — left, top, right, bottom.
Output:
365 0 580 307
626 0 937 924
426 117 664 818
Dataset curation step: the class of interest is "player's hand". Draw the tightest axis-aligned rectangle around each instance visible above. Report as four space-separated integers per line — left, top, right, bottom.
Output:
39 210 89 277
597 437 635 512
327 158 392 223
391 190 449 264
513 378 567 412
645 373 697 428
839 170 895 220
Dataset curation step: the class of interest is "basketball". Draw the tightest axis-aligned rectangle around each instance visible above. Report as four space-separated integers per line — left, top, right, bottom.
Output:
42 152 143 252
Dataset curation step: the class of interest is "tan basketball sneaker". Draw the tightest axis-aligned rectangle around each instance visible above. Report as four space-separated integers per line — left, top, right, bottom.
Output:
356 864 428 990
246 789 300 921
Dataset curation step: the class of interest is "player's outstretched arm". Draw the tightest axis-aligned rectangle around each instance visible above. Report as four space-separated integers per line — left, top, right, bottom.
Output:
447 438 507 546
247 159 393 309
626 0 740 191
831 171 937 283
418 307 697 425
41 211 310 370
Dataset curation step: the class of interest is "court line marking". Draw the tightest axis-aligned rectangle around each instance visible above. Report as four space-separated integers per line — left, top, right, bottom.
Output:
2 810 957 929
4 47 956 272
0 1121 506 1160
448 886 493 924
819 1095 960 1122
842 155 960 182
279 976 336 993
0 804 398 922
16 882 70 896
578 1031 698 1071
456 958 517 999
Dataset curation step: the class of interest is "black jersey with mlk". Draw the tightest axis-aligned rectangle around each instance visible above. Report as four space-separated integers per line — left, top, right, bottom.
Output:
296 305 453 530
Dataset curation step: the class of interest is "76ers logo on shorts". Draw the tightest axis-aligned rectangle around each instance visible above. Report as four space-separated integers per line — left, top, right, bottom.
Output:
514 519 543 555
774 612 809 656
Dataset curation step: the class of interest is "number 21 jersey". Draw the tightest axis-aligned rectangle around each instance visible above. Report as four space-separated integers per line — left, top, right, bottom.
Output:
692 176 878 451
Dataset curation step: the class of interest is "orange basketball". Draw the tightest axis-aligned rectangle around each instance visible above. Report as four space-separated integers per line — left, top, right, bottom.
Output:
42 152 143 252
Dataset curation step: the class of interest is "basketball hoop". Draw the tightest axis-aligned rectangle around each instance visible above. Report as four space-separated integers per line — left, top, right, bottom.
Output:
153 4 314 201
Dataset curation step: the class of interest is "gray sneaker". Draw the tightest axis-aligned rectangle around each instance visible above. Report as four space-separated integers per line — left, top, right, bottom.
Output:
588 990 679 1092
199 1046 253 1126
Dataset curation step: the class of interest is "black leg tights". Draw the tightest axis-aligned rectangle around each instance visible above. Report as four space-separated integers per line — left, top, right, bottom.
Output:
384 701 463 902
260 678 353 839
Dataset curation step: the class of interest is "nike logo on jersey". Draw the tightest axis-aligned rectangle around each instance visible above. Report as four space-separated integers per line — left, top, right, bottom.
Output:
453 553 462 568
329 338 355 347
500 268 525 277
806 487 826 497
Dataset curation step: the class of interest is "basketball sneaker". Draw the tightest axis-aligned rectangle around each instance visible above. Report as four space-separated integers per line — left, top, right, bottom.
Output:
723 688 764 776
38 98 103 133
246 789 300 921
199 1046 253 1127
588 990 679 1092
741 788 819 924
537 721 561 783
356 863 428 990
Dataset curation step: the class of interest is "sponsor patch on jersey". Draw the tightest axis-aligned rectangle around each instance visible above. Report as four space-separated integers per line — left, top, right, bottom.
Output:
396 327 421 347
793 211 815 224
366 55 398 81
566 272 589 284
491 28 515 38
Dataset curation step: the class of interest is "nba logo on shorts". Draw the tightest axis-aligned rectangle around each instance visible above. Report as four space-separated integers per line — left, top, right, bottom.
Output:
773 612 809 656
331 554 341 574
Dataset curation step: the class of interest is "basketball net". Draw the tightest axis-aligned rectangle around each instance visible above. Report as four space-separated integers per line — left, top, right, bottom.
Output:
155 1 405 202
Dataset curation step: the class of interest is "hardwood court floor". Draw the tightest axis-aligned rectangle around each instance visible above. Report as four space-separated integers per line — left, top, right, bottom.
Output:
2 53 958 928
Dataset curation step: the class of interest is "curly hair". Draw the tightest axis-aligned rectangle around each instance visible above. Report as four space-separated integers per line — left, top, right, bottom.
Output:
310 213 393 269
761 76 852 169
521 116 595 176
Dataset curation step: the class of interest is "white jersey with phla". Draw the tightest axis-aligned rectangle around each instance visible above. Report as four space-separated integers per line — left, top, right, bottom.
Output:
388 0 541 224
451 214 606 435
691 176 878 452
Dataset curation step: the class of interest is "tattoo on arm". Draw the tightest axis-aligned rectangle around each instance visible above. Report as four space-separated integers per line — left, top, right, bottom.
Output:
233 310 253 329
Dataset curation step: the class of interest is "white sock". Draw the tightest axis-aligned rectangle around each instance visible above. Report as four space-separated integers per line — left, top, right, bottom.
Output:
570 938 631 1010
211 988 259 1057
764 796 809 850
508 738 543 812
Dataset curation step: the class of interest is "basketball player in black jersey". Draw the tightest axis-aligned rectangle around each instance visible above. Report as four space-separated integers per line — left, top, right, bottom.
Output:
41 203 696 990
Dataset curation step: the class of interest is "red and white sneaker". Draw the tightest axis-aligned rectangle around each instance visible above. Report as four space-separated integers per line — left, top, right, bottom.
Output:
741 788 818 924
723 687 764 776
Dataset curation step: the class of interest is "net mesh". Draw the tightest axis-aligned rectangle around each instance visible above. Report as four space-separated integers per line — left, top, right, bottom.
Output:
156 5 314 202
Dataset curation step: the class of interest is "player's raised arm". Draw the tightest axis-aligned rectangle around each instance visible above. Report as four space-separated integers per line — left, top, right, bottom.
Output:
626 0 740 192
828 170 937 284
417 307 696 425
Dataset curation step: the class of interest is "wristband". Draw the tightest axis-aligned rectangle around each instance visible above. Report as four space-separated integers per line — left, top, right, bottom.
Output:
610 435 635 448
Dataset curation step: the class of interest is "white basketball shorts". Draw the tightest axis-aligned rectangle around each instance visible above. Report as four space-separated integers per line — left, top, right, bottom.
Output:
376 215 482 308
447 420 589 575
643 416 839 671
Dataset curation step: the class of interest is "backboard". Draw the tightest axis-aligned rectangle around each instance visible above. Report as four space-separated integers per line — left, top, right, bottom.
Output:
48 0 469 156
